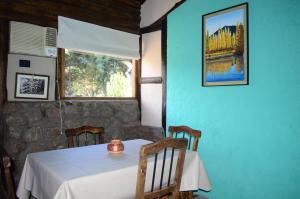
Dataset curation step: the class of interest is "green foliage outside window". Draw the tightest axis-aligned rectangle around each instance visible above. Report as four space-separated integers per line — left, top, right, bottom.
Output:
64 50 133 97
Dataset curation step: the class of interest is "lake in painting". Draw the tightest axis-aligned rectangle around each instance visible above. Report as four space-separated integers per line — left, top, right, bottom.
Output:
203 4 248 86
206 56 244 82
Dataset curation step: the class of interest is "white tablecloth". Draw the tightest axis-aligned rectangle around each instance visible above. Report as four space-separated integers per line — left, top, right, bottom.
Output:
17 139 211 199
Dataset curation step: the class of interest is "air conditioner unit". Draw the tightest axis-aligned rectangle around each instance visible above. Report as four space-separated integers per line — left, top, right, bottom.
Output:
10 21 57 57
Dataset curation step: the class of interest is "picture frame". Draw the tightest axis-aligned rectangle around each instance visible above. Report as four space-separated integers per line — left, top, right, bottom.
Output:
202 3 248 86
15 73 49 100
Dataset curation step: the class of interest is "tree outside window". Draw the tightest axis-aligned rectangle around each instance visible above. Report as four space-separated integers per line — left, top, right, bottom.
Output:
63 49 135 98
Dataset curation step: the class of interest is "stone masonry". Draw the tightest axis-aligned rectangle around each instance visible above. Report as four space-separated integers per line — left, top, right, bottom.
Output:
1 100 164 183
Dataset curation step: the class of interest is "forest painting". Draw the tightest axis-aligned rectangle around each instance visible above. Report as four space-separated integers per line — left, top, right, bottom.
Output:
202 3 248 86
15 73 49 99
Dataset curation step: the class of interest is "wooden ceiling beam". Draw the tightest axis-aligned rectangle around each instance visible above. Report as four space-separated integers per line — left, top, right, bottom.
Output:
0 0 141 34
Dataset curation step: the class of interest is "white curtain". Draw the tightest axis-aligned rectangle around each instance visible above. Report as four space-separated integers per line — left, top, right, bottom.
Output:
57 16 140 59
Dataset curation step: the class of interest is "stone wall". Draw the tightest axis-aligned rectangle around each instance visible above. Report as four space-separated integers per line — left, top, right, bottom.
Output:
1 100 163 182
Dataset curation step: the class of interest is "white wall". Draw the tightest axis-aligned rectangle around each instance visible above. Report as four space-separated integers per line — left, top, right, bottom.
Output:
141 84 162 127
141 31 162 127
140 1 184 127
142 31 161 77
7 53 56 101
140 0 182 28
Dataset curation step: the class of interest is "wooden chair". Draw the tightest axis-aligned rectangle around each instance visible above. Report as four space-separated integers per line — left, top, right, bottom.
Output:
0 147 16 199
168 126 201 151
65 125 105 148
136 138 188 199
169 126 201 199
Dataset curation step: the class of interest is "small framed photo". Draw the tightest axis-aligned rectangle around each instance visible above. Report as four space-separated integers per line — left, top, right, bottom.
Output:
202 3 248 86
15 73 49 100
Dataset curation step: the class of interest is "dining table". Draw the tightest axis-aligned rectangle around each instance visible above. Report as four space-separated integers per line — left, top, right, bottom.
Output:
17 139 211 199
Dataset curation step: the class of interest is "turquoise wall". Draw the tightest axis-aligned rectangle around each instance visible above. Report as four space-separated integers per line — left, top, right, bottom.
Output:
167 0 300 198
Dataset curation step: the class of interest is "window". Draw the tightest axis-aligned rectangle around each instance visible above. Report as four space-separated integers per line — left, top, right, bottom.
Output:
60 49 136 98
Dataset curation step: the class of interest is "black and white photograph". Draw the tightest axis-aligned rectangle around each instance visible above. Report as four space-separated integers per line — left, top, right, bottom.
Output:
15 73 49 99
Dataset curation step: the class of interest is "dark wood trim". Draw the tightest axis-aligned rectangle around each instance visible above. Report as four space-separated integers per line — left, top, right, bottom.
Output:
140 0 186 34
0 1 141 34
0 20 9 105
57 48 65 100
137 36 142 119
61 97 137 101
161 19 167 134
0 20 4 105
140 77 162 84
132 60 138 98
140 23 162 34
0 12 57 29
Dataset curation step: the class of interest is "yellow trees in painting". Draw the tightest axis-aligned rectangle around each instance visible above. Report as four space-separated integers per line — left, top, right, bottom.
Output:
235 23 244 54
205 23 244 57
206 28 235 52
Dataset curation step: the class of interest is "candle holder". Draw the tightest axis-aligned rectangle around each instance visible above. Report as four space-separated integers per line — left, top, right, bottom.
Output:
107 139 124 153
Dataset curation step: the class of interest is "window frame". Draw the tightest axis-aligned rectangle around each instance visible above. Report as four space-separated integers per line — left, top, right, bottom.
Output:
58 48 138 100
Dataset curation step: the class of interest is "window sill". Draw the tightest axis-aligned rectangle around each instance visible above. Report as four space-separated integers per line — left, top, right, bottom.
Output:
60 97 137 101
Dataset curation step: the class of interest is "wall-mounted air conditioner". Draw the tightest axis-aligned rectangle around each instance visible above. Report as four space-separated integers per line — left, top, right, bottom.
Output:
10 21 57 57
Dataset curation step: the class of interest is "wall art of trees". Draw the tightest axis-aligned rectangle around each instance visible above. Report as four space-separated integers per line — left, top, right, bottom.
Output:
205 23 244 60
20 77 45 95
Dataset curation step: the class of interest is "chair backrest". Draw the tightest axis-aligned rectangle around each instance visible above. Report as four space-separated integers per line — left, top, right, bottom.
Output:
136 138 188 199
65 125 105 148
168 126 201 151
0 147 16 199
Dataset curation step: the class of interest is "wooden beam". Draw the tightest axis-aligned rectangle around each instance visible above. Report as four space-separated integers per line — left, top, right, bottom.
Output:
57 48 65 100
137 36 142 119
132 60 138 98
0 20 8 105
161 19 167 133
0 0 141 34
140 77 162 84
140 22 161 34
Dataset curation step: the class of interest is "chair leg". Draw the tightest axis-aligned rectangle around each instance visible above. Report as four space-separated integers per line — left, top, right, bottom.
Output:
179 191 193 199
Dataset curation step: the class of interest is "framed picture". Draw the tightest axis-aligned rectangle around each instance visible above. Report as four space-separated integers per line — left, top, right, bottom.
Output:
202 3 248 86
15 73 49 100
